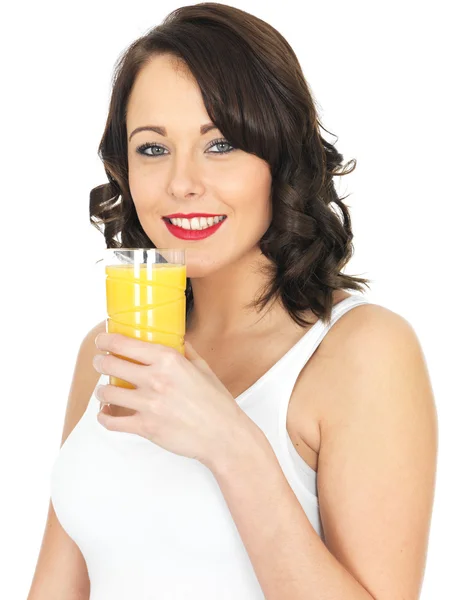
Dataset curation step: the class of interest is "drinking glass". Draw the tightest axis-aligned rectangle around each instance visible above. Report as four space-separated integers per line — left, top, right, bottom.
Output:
102 248 186 389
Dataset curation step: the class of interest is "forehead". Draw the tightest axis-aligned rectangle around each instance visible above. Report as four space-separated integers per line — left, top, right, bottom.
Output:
126 54 210 131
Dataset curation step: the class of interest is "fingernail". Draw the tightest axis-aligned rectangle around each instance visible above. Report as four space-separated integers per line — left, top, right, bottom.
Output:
95 384 105 400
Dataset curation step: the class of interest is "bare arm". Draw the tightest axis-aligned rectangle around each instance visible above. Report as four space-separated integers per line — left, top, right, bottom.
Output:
208 305 438 599
27 320 107 600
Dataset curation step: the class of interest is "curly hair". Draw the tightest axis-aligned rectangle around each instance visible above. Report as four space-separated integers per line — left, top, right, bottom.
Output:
90 2 371 328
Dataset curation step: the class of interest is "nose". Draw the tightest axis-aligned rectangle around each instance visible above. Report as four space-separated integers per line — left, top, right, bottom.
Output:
167 153 206 199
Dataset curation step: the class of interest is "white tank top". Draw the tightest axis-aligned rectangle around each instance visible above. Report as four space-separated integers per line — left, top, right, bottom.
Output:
50 294 369 599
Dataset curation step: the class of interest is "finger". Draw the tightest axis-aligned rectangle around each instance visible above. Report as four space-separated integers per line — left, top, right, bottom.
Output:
96 383 148 411
97 333 173 366
97 406 144 436
98 353 149 387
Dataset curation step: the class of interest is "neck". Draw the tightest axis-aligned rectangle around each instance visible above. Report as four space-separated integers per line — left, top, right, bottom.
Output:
186 249 284 340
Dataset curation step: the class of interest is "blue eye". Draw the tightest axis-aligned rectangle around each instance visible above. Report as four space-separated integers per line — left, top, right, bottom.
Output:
136 138 235 158
207 138 235 154
136 143 168 157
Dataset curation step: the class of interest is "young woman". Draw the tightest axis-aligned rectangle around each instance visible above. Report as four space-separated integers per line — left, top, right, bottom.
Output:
28 4 437 599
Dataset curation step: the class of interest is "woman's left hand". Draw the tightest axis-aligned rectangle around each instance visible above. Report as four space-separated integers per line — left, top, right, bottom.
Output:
93 333 261 471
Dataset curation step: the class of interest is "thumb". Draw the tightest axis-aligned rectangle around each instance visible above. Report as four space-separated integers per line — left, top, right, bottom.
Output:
184 340 210 372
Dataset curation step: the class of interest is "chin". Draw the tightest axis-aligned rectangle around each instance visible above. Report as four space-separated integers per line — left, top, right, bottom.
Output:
184 253 229 279
185 262 217 280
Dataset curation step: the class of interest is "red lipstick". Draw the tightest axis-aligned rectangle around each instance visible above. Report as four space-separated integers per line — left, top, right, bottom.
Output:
164 213 225 219
162 215 227 240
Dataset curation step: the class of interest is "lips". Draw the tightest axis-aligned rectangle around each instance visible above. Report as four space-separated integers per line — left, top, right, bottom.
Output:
162 216 227 240
164 213 225 219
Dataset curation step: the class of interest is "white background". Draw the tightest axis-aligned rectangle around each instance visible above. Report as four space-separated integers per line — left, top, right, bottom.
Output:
1 1 448 598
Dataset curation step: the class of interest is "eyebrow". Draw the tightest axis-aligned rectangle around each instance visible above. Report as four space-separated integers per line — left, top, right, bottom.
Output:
128 122 218 142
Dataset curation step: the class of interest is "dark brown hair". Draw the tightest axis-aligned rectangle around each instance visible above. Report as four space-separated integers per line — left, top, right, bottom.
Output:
90 2 371 328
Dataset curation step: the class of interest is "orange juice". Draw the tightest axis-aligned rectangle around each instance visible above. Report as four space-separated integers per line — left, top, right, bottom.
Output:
105 262 186 388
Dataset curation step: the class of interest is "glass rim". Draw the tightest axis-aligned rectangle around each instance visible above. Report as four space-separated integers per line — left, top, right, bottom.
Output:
96 247 185 265
103 248 185 252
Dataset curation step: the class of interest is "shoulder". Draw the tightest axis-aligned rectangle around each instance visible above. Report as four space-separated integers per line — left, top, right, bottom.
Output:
298 300 420 399
323 300 418 358
82 319 107 347
59 319 108 447
291 301 431 450
316 301 433 417
73 319 109 393
320 300 426 377
76 318 109 379
77 319 108 362
292 299 436 453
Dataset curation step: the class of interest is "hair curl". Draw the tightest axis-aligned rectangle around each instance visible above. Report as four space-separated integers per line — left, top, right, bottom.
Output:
90 2 371 328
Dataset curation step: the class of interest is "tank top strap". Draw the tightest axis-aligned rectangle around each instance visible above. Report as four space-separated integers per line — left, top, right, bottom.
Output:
290 294 370 368
275 295 371 438
274 294 371 502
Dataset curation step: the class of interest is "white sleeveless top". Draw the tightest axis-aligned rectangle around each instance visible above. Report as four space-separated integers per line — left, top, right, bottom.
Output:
50 294 369 599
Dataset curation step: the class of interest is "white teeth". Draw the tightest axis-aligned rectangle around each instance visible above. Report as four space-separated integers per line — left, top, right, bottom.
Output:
168 216 226 230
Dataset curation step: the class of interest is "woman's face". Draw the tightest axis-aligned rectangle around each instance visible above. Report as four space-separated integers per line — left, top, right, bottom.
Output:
126 53 272 278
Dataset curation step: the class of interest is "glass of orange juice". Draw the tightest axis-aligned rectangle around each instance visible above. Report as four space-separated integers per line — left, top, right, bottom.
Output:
102 248 186 390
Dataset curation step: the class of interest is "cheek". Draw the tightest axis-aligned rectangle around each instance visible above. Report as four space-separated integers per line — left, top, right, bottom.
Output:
219 159 265 194
235 164 272 224
128 167 163 214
